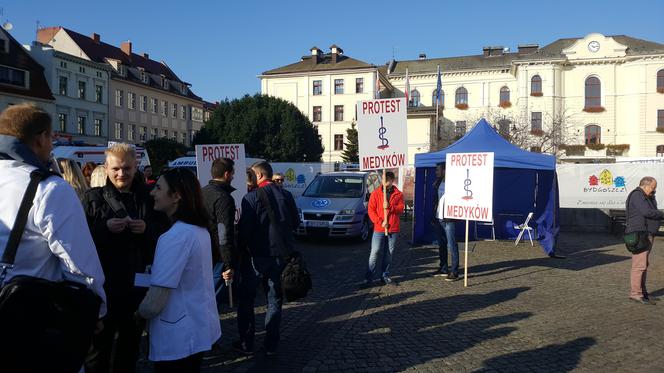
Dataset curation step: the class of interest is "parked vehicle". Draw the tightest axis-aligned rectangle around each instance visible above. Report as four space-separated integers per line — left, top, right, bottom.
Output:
168 156 264 176
296 171 381 241
52 145 151 169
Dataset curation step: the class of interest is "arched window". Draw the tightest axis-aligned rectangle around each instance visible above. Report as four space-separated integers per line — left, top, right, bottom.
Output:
585 76 601 109
432 90 444 107
657 145 664 157
585 124 601 144
531 75 542 96
455 87 468 106
657 69 664 93
499 86 510 106
409 89 420 107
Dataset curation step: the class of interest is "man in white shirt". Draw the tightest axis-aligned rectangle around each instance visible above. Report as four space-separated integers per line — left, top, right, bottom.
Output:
0 103 106 369
431 163 460 281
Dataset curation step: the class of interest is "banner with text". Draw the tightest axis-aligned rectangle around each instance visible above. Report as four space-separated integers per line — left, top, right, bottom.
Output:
195 144 247 222
557 163 664 208
442 152 494 222
357 98 408 171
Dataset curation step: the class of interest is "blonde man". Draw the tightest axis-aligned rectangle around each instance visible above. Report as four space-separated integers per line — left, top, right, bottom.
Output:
83 142 169 373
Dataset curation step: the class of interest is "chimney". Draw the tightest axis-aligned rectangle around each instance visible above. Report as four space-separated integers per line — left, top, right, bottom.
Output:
483 46 505 57
418 53 427 60
142 52 149 59
330 44 343 63
518 44 539 55
91 33 100 44
309 46 322 65
483 47 490 57
121 41 132 56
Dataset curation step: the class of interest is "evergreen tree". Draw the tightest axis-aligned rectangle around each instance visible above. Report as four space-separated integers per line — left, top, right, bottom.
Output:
341 121 359 163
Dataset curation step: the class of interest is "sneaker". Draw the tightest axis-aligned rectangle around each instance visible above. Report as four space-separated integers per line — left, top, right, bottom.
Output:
382 276 398 286
433 269 449 277
233 340 254 355
444 273 460 282
630 297 656 305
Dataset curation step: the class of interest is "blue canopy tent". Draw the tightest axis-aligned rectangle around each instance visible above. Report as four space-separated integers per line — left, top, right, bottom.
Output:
413 118 559 255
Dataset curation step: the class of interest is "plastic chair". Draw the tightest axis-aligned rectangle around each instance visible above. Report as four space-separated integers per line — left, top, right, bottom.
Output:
514 212 534 246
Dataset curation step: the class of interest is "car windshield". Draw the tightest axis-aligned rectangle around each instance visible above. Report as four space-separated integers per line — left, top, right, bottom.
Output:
303 176 364 198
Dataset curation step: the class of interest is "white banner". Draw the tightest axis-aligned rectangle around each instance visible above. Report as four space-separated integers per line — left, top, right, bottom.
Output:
557 163 664 208
195 144 247 222
443 152 494 222
271 162 335 197
357 98 408 171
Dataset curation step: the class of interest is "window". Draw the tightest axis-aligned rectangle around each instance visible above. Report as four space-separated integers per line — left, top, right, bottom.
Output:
118 65 126 77
180 132 186 144
180 105 185 120
171 131 178 141
115 122 123 139
59 76 67 96
356 78 364 93
657 145 664 157
432 90 444 107
151 98 157 113
162 78 169 90
79 66 85 73
334 105 344 121
313 80 322 95
500 86 510 104
455 121 467 137
530 146 542 153
455 87 468 106
334 134 344 150
94 119 102 136
531 75 542 96
334 79 344 94
128 92 136 109
0 66 27 87
150 128 157 140
531 112 542 132
77 116 85 135
658 110 664 130
96 71 102 78
58 113 66 132
585 124 601 144
95 85 103 103
78 81 86 99
313 106 322 122
409 89 420 107
162 101 168 116
127 124 135 141
59 61 67 69
585 76 601 108
658 69 664 93
498 119 511 137
162 129 169 138
140 96 147 112
171 103 177 118
115 89 123 107
139 126 146 141
140 70 148 84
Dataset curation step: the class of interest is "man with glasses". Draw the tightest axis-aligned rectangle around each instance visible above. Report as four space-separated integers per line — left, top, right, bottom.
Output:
272 173 285 186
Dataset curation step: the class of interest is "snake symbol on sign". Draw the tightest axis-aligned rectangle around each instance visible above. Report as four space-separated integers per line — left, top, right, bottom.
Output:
462 168 473 200
377 116 389 150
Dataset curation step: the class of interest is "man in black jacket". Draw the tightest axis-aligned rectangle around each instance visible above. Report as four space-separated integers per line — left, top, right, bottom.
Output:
83 144 168 373
625 176 664 305
201 158 237 296
235 161 299 356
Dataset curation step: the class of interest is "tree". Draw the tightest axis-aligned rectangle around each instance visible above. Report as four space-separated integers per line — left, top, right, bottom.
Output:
194 94 324 162
144 138 188 173
341 121 359 163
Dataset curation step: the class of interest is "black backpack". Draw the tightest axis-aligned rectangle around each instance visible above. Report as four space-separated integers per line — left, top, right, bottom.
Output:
257 187 312 302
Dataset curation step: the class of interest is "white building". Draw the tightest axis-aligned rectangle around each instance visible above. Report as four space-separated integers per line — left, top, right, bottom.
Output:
261 34 664 161
26 42 111 145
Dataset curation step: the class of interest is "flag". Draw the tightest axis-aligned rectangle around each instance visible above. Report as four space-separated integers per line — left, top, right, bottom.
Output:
404 68 410 104
435 65 442 106
375 70 381 99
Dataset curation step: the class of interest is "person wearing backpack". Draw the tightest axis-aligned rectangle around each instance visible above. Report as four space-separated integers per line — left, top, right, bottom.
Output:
235 161 299 357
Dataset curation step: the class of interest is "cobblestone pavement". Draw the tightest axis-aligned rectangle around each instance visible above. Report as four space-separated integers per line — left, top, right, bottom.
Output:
145 224 664 372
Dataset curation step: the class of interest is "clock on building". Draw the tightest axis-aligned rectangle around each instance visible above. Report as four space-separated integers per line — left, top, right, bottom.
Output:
588 41 600 53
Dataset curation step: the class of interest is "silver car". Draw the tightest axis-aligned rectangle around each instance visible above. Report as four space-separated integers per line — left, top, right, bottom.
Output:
296 171 382 241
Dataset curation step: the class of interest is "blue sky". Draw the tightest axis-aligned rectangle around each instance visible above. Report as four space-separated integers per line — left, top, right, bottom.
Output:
5 0 663 102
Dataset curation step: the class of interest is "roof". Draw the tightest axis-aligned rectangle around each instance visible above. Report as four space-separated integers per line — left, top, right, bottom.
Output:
414 119 556 170
0 28 54 101
519 35 664 61
263 53 376 75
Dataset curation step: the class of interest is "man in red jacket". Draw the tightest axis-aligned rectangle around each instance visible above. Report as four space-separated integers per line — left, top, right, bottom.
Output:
364 171 405 286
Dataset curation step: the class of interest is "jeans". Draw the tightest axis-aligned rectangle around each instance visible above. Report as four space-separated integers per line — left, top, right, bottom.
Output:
237 256 284 352
432 219 459 274
366 231 398 281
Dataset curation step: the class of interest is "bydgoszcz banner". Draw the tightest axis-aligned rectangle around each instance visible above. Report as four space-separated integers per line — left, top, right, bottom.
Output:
357 98 408 171
195 144 247 222
442 152 494 222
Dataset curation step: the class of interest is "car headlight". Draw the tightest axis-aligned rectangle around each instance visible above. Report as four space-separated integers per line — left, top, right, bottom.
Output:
339 209 355 215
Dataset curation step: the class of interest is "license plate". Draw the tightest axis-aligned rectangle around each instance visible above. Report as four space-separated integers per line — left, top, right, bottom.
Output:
307 221 329 228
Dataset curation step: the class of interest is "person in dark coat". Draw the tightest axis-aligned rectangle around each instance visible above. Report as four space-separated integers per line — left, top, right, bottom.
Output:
83 143 168 373
624 176 664 305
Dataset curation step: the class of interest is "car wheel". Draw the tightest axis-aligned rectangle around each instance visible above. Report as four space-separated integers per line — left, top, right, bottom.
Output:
358 218 371 242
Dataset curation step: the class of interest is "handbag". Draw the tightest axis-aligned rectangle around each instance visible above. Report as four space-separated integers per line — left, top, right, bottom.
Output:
0 170 101 373
257 187 312 302
622 190 651 255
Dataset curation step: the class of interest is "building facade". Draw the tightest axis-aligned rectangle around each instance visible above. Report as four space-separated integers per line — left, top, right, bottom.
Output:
0 28 54 117
37 27 204 146
26 42 111 145
262 34 664 161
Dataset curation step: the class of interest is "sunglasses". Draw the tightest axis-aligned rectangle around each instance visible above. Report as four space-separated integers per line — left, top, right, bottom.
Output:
273 178 284 183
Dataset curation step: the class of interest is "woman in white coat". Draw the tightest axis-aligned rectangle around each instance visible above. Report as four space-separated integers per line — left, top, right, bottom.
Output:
138 168 220 372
